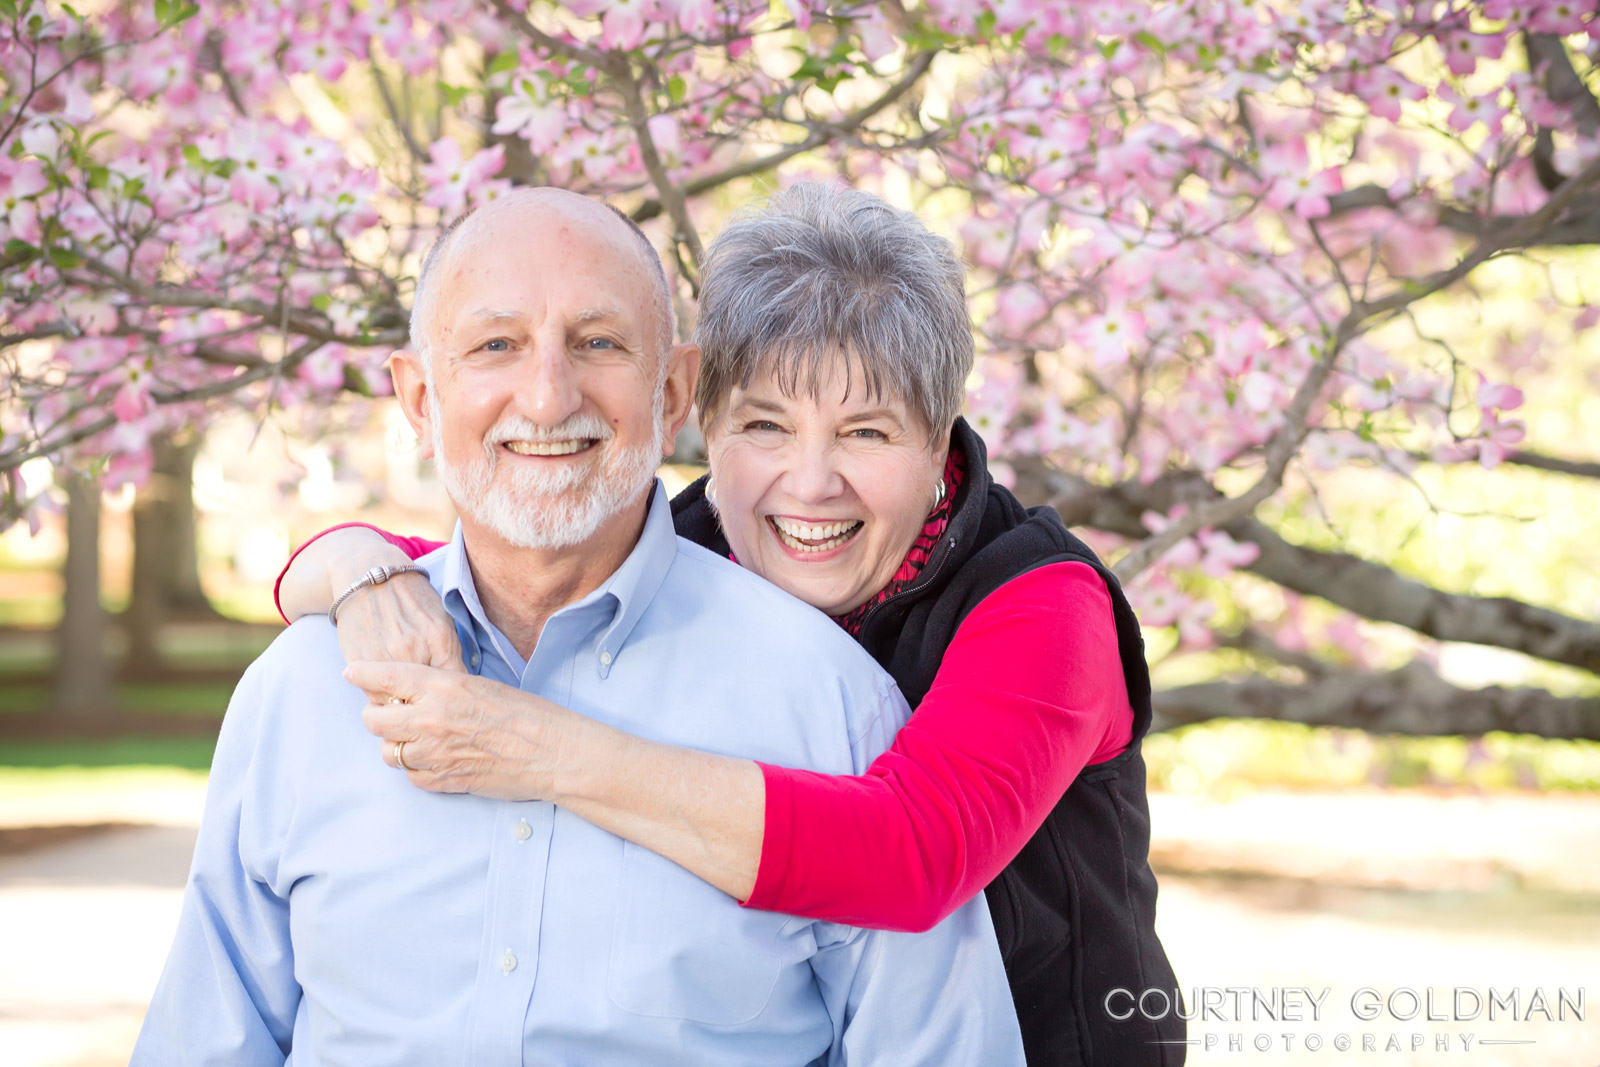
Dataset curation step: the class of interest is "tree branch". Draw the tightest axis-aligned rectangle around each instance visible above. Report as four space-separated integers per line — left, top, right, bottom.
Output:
1526 33 1600 141
1406 447 1600 480
608 56 705 266
488 0 607 68
629 52 937 223
1503 449 1600 479
1026 464 1600 675
1153 662 1600 741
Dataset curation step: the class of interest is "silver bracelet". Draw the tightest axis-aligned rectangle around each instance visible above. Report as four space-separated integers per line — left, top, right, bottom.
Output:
328 563 427 626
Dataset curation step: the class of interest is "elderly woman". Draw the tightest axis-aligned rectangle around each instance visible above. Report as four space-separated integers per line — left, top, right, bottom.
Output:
277 184 1182 1065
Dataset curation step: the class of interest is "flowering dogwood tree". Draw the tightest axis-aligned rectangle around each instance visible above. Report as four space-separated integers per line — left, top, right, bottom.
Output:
2 0 1597 734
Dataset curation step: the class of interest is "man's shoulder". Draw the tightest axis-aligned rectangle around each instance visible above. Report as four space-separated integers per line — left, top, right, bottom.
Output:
667 538 879 666
240 615 350 703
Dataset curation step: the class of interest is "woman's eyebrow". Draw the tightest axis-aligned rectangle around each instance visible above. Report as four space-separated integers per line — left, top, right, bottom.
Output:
843 407 904 426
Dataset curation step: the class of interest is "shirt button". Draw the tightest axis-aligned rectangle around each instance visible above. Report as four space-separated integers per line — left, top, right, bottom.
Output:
599 650 613 667
514 819 532 841
470 651 481 669
500 951 517 974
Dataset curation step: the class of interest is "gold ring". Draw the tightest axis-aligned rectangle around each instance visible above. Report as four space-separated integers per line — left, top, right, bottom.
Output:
394 740 412 772
388 697 404 705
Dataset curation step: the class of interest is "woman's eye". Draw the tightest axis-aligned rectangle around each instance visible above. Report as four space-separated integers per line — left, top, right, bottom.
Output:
848 427 887 439
744 420 781 433
482 339 510 352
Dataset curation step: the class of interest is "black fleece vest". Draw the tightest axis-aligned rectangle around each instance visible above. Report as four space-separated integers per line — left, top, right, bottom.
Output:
672 418 1183 1066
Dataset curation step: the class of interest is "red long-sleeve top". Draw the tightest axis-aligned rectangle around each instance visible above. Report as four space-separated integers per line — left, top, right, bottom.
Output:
277 527 1132 932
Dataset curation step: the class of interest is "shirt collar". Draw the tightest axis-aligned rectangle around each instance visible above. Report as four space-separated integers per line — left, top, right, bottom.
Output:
435 480 678 676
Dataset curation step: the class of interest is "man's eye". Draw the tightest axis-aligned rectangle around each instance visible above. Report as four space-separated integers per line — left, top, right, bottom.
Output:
583 337 617 350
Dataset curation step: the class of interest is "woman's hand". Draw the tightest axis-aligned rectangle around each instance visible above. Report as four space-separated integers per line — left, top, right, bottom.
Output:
334 569 465 689
279 525 465 687
350 660 578 801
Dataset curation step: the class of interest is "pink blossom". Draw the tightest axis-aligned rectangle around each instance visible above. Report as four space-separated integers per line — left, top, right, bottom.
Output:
1078 306 1146 368
493 79 567 153
1439 31 1505 77
420 139 506 213
1 156 49 202
284 34 350 81
1197 529 1260 577
1478 413 1526 469
1574 306 1600 332
1475 374 1524 413
1128 573 1187 629
993 283 1051 338
655 0 716 37
1348 66 1426 122
298 344 349 391
20 122 60 161
566 0 651 49
351 4 414 58
1175 599 1215 650
855 5 897 61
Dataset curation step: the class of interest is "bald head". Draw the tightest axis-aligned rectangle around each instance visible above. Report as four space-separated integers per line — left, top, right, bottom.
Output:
408 187 676 372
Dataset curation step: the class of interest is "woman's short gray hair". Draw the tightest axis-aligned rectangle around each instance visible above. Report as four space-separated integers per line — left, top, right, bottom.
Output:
694 183 973 438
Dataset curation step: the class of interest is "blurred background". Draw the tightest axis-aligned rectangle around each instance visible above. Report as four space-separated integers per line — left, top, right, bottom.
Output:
3 1 1599 1065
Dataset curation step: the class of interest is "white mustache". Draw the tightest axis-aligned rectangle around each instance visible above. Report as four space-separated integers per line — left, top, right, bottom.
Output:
484 415 614 451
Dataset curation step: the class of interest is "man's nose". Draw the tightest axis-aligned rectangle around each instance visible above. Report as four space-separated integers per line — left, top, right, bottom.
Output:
518 340 583 425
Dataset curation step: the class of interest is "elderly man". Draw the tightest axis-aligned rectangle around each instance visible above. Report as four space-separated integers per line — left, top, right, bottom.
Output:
133 188 1024 1065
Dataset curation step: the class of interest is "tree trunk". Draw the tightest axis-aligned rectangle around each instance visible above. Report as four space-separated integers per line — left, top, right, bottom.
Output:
125 436 213 674
49 477 114 718
159 437 212 616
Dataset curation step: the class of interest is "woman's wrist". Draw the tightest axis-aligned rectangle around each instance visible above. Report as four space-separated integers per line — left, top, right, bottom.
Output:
282 527 411 620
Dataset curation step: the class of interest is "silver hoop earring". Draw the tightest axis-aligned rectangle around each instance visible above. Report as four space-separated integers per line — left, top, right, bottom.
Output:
932 478 946 511
705 475 718 511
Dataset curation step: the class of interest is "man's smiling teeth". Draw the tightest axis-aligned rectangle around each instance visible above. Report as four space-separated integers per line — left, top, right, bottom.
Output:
771 517 862 552
503 439 591 456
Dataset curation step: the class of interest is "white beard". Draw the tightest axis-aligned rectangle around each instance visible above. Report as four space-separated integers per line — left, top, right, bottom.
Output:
429 388 664 550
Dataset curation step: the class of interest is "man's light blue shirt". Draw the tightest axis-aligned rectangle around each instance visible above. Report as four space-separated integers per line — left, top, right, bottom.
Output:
134 483 1024 1065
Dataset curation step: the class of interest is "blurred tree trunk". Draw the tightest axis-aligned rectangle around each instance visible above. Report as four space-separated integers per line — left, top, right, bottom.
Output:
49 477 114 718
125 435 214 674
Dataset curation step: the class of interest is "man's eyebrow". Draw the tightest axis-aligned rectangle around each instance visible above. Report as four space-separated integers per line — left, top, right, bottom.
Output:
574 305 626 323
465 308 523 325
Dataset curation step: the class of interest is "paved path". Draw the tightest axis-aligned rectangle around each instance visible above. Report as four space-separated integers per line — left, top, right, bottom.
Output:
4 787 1597 1066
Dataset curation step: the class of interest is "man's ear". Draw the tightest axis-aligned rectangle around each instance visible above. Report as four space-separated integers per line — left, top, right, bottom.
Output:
658 342 700 457
389 349 435 459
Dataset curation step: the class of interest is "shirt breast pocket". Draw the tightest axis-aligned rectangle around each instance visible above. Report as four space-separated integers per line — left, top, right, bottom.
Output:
608 842 814 1026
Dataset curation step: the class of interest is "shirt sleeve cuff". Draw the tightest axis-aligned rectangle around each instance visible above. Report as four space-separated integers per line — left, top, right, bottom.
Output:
741 762 794 910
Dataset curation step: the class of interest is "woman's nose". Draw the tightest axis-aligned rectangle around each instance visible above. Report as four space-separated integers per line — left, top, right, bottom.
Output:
785 440 845 502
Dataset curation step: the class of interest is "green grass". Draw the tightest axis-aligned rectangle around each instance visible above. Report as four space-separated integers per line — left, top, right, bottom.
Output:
0 736 218 771
0 679 236 717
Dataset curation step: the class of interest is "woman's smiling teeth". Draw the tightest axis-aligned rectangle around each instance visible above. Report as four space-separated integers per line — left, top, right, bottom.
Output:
770 516 863 552
503 439 592 456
